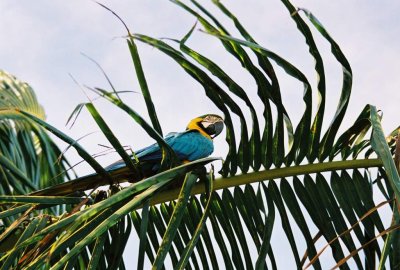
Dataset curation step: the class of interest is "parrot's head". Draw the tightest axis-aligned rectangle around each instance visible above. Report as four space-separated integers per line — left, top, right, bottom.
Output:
186 114 224 139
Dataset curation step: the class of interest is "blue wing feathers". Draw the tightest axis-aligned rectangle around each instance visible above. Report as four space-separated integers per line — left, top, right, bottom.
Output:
105 131 213 171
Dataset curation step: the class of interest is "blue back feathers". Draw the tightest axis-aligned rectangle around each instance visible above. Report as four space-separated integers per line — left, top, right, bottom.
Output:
106 130 213 171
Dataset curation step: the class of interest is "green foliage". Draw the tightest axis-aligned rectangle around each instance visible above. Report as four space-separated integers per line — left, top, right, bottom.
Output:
0 70 70 194
0 1 399 270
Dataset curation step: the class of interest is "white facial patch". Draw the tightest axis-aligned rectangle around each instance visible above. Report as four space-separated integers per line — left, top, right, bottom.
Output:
202 115 223 125
201 121 213 128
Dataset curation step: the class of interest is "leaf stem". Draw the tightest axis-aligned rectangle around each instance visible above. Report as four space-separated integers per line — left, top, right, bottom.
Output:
149 158 382 206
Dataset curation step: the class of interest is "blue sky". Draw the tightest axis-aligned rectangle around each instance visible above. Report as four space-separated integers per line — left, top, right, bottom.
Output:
1 0 399 268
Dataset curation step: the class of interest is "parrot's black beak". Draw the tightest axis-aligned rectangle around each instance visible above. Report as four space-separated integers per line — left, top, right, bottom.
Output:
205 121 224 138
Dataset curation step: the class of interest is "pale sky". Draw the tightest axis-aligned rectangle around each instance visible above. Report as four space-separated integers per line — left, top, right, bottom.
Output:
1 0 399 268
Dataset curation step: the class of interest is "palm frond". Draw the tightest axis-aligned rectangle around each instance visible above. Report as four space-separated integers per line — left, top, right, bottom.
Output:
0 70 71 194
125 2 398 269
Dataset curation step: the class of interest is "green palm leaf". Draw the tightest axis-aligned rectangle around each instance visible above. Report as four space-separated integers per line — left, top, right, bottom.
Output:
126 2 397 269
0 70 70 194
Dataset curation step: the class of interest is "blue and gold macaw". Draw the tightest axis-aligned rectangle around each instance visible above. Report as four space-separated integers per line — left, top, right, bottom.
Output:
32 114 223 196
106 114 224 173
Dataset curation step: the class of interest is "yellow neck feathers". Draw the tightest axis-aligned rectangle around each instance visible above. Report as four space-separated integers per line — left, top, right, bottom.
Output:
186 117 212 139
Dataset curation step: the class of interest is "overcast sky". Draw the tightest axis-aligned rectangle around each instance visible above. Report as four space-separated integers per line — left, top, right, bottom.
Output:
1 0 399 268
